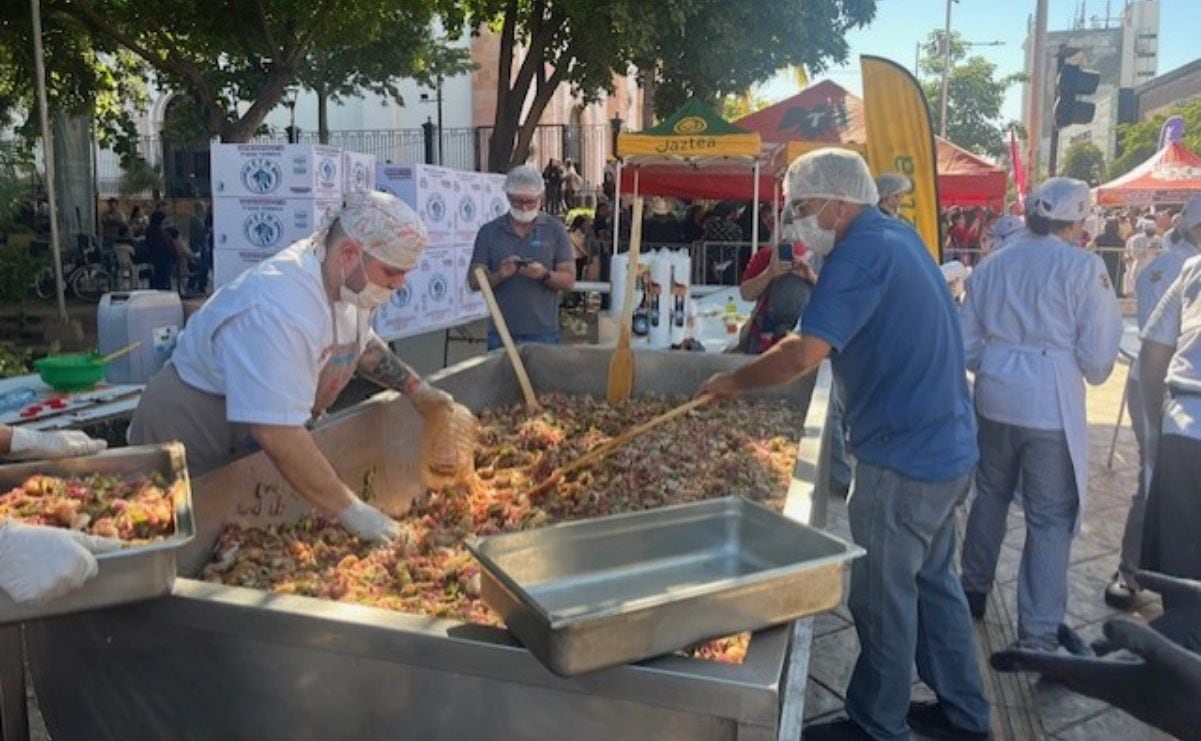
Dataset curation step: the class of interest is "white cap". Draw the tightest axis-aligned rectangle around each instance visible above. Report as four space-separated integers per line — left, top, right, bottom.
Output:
1182 195 1201 231
1027 177 1090 222
786 148 879 206
338 191 428 270
988 214 1026 243
940 260 969 283
1138 218 1157 232
875 173 913 200
504 165 544 196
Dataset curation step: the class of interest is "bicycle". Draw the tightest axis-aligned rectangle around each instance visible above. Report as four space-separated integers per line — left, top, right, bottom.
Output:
32 234 116 302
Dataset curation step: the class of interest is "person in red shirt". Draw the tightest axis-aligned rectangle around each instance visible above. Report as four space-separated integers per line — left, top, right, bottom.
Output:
737 239 812 353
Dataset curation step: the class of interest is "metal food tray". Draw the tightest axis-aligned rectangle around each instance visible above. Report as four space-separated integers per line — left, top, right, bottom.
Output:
468 495 863 676
0 443 195 624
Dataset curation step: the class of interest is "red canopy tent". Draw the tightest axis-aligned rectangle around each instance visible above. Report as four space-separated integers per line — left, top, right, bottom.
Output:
732 80 1007 209
1094 141 1201 207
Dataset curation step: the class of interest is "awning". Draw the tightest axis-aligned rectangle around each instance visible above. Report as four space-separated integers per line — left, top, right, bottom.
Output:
1094 141 1201 207
618 98 761 161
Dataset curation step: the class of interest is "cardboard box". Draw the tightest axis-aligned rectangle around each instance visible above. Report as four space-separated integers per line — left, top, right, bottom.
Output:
214 248 277 288
375 164 457 246
212 197 340 252
211 143 343 199
342 151 377 194
481 173 509 223
454 243 487 321
373 246 460 340
452 171 486 243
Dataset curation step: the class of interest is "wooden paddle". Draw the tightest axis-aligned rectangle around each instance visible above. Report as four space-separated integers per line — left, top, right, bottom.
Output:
100 341 141 364
606 197 644 403
474 265 540 409
524 393 714 500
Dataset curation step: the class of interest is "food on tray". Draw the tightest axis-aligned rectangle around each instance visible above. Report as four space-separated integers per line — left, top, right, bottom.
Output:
0 472 177 543
201 393 803 662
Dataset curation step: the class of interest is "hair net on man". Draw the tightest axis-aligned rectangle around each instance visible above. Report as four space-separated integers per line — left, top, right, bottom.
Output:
504 165 545 196
1027 177 1090 223
988 214 1026 244
335 191 428 271
786 148 879 206
1181 195 1201 232
875 173 913 200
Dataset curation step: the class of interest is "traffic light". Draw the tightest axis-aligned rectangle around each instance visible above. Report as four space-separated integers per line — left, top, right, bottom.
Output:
1054 63 1100 128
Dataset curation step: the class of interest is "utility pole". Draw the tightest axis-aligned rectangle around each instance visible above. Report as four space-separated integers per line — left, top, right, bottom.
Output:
1027 0 1049 181
939 0 954 138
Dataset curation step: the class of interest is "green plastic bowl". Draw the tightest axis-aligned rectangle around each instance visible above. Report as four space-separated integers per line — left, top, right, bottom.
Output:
34 353 107 392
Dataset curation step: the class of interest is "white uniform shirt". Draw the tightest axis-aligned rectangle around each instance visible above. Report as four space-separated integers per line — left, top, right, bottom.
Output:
1125 232 1164 287
1141 253 1201 441
1132 238 1201 377
961 233 1123 429
171 241 377 427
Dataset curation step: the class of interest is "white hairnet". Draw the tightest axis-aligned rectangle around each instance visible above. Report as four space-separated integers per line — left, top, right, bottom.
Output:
504 165 545 196
875 173 913 200
1028 177 1090 222
988 214 1026 243
786 148 879 206
338 191 428 270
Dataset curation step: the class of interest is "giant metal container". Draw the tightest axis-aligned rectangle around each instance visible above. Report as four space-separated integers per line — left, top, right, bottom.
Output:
97 290 183 384
23 346 836 741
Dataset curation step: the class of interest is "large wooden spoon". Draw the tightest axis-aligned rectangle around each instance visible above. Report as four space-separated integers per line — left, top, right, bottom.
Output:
606 197 644 403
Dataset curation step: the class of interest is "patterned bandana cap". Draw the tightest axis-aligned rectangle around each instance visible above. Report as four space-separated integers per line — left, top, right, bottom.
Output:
1027 177 1090 222
334 191 428 270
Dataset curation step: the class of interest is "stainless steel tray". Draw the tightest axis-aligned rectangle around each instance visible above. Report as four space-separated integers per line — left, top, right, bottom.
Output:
0 443 195 624
468 495 863 676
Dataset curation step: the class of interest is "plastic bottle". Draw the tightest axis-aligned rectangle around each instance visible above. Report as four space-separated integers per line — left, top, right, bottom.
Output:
0 388 38 413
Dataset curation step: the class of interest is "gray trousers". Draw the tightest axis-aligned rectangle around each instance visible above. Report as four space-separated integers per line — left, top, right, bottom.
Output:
961 416 1078 647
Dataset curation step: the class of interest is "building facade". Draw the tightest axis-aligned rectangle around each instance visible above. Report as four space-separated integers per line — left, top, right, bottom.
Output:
1136 58 1201 120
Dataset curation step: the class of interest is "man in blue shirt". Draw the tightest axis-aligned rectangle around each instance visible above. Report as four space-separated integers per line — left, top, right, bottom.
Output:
700 149 988 741
468 165 576 350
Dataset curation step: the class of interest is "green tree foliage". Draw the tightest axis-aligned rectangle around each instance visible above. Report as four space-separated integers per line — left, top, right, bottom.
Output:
60 0 462 143
1060 141 1105 185
720 93 770 123
0 0 149 165
0 141 35 233
1108 99 1201 181
445 0 876 172
919 31 1024 157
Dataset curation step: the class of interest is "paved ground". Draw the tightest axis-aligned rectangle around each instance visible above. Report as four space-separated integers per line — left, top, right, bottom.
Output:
801 357 1172 739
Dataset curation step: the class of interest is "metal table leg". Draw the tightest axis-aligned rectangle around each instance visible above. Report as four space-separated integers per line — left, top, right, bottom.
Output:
1108 375 1129 469
0 624 28 741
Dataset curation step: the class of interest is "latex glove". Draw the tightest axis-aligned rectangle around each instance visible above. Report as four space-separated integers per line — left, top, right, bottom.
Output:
338 499 402 544
0 520 121 603
991 614 1201 738
8 427 107 461
408 381 455 417
1094 570 1201 656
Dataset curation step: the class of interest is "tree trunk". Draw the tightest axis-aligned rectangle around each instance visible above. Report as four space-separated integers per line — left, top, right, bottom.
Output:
318 89 330 144
510 68 565 170
641 71 657 129
218 67 297 142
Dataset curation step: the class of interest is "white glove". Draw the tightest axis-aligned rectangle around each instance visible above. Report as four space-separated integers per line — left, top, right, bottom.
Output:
0 520 120 603
338 499 402 544
8 427 107 461
408 382 455 417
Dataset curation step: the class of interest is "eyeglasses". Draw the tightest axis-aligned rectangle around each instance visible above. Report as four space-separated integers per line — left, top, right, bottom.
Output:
507 195 541 209
788 199 824 220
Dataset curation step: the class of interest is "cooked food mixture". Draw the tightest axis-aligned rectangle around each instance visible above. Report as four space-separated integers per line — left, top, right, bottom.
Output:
202 394 803 662
0 473 177 543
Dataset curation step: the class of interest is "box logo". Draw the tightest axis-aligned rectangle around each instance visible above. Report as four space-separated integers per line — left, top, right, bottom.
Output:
241 158 282 194
428 274 448 302
391 284 412 309
243 212 284 248
427 192 448 224
458 194 477 223
488 196 507 219
351 162 368 190
318 157 339 188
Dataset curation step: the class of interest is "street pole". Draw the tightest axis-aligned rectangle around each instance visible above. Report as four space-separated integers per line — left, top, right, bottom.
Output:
939 0 953 138
30 0 67 323
436 76 444 167
1027 0 1048 181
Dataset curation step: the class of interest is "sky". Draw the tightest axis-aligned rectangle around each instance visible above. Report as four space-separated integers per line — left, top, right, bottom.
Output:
758 0 1201 123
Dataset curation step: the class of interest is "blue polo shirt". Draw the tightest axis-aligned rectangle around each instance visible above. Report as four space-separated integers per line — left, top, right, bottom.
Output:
801 207 977 481
471 213 574 336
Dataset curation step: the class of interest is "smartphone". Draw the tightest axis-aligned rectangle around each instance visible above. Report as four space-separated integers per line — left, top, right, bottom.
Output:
511 257 535 267
777 243 793 262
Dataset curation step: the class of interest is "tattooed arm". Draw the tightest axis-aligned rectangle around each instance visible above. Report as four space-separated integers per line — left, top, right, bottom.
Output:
357 336 423 394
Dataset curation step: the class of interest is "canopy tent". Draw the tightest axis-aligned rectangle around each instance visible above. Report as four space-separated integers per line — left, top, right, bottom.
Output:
734 80 1006 210
1093 141 1201 207
614 98 765 252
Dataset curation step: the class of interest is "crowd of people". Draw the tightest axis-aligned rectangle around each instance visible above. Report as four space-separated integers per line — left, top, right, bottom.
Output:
99 197 211 295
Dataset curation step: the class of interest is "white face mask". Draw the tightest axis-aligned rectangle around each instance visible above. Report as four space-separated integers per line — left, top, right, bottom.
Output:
510 206 539 224
793 202 837 257
339 254 394 310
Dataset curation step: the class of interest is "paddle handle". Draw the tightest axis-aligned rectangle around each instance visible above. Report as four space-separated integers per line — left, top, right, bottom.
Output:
100 341 141 364
474 266 540 409
525 394 715 500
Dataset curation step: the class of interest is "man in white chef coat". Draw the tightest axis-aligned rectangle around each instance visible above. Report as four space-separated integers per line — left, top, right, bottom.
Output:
129 192 465 544
958 178 1123 651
